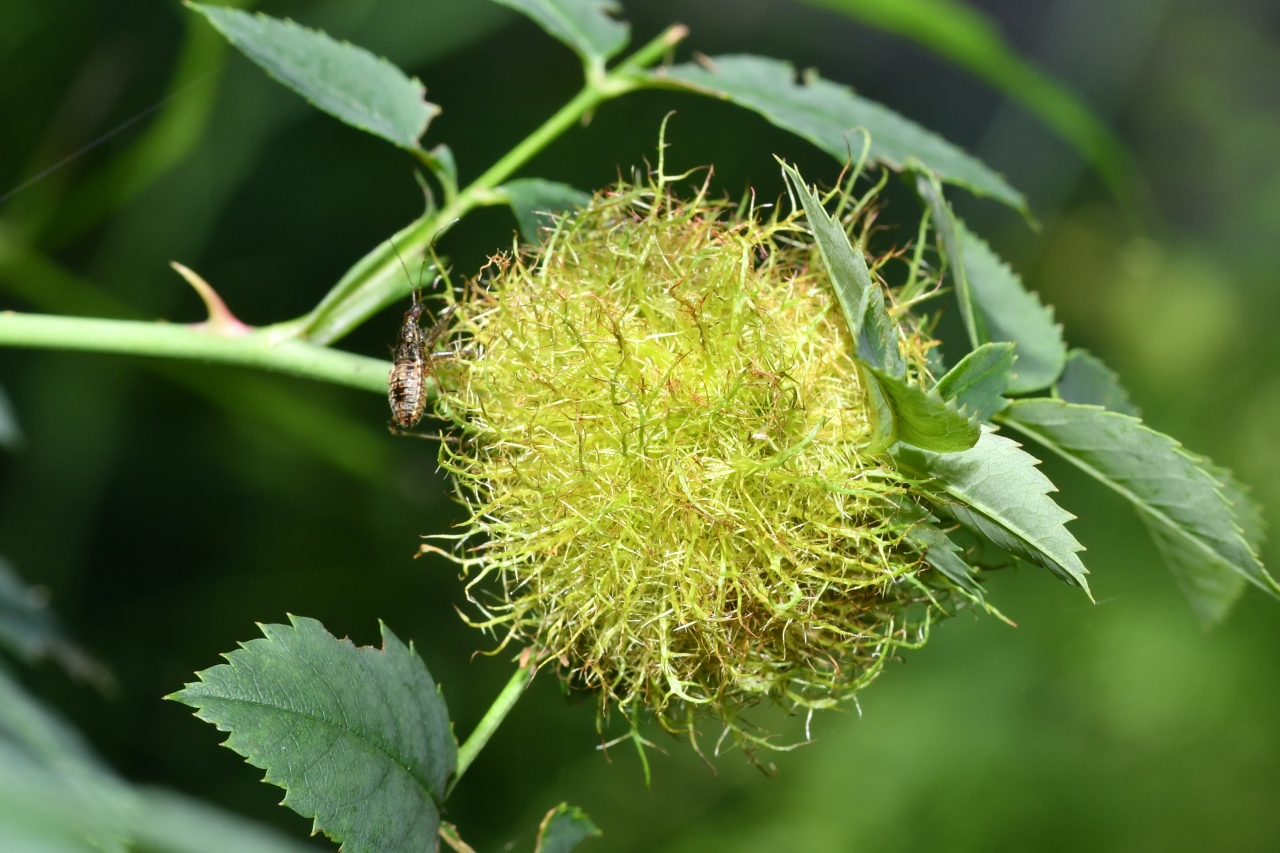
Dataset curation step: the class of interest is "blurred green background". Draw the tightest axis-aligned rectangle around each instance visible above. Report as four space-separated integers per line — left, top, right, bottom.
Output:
2 0 1279 849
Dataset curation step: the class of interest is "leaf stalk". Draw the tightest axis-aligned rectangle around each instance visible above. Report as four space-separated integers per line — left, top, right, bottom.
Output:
450 657 536 793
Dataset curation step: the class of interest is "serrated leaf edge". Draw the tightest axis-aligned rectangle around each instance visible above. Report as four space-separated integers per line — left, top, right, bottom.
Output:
187 3 438 150
900 429 1091 596
1003 402 1274 596
168 616 449 820
869 365 981 452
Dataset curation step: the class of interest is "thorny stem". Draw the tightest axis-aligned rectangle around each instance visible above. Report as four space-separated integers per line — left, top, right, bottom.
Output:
0 312 389 393
0 25 689 382
450 655 536 793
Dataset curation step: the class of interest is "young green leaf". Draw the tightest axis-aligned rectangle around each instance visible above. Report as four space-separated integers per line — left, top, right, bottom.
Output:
492 0 629 67
779 161 908 448
896 429 1090 594
535 803 602 853
934 341 1015 421
914 172 985 348
903 517 984 598
496 178 592 244
1002 399 1276 621
187 4 439 152
778 161 902 375
659 55 1026 212
867 365 980 452
169 616 457 853
1055 349 1140 417
956 220 1065 393
1208 464 1267 554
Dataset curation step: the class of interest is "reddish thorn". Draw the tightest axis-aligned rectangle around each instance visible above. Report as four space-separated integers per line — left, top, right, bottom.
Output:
170 261 253 335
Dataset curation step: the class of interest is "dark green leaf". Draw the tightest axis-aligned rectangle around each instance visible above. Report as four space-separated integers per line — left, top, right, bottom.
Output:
535 803 602 853
1207 464 1267 554
797 0 1133 208
956 220 1065 393
497 178 592 244
915 172 984 348
188 4 439 151
779 162 909 449
868 366 980 452
1156 464 1265 628
859 287 907 379
1140 509 1246 629
492 0 629 65
660 55 1025 211
1055 349 1140 416
779 162 902 374
934 341 1015 421
896 428 1090 594
1003 399 1276 624
0 558 108 687
170 616 457 853
903 517 983 598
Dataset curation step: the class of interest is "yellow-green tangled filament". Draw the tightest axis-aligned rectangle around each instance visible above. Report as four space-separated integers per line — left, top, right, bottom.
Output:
435 181 953 747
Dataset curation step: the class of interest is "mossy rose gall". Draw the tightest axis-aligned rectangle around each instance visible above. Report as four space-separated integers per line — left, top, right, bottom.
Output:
430 179 970 746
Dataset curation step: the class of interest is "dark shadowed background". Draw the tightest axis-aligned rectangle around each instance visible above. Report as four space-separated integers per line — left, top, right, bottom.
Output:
2 0 1279 849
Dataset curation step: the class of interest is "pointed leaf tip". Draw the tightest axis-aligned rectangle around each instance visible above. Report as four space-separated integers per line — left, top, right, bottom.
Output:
1004 399 1275 625
536 803 602 853
188 4 439 151
170 616 457 852
896 429 1090 596
935 341 1016 421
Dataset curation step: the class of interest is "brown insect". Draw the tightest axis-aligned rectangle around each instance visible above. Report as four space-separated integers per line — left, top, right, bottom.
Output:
388 292 456 430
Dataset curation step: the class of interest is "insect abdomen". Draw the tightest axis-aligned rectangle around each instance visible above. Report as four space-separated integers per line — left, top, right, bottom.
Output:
388 359 427 428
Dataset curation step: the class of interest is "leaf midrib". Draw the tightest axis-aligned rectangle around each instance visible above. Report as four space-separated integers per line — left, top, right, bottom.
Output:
1001 410 1267 592
191 689 444 810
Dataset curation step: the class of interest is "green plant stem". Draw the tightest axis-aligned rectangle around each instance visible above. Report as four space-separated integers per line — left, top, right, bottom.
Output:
0 312 390 393
0 25 687 389
0 243 395 481
451 661 535 792
295 23 689 347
